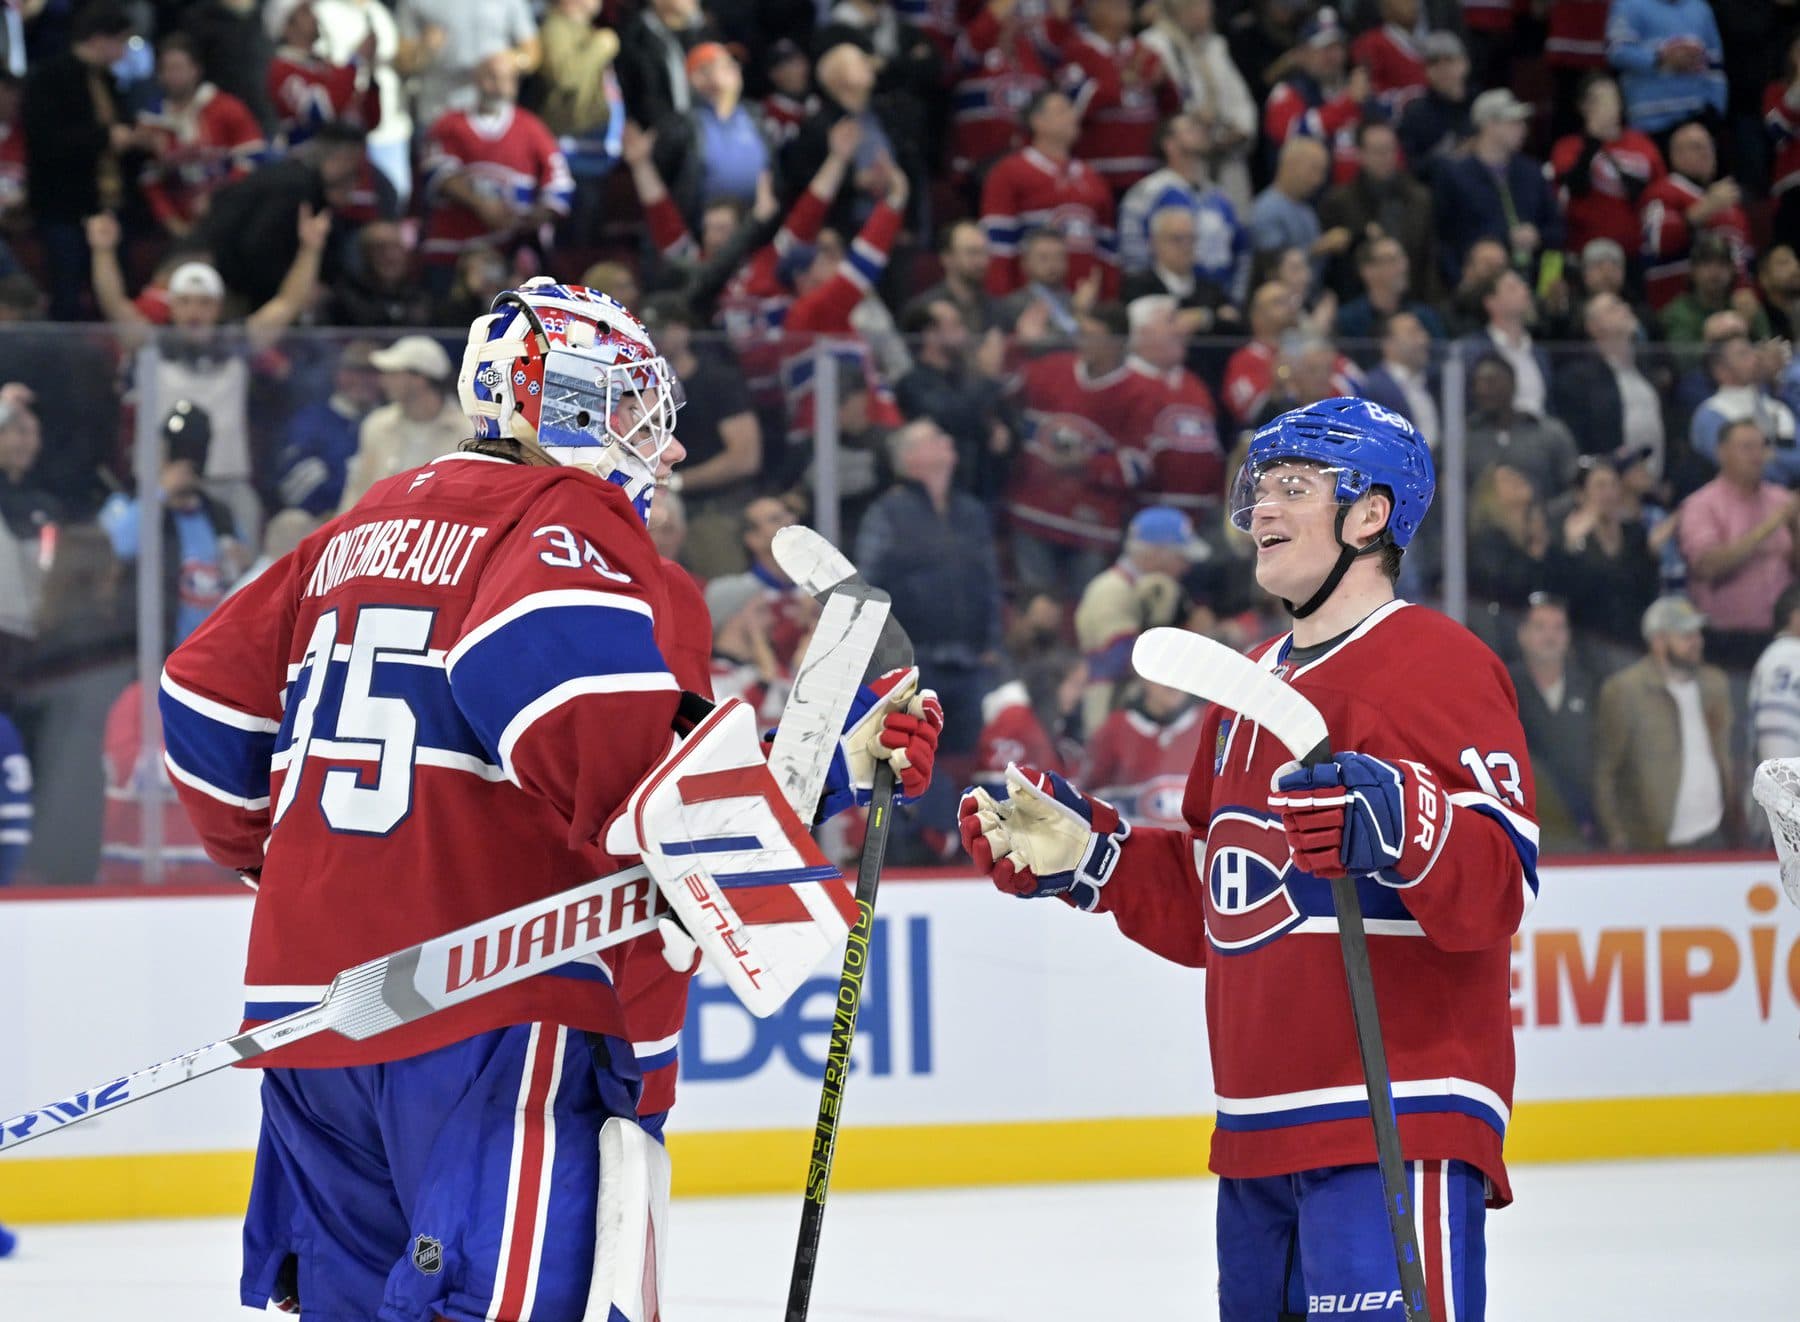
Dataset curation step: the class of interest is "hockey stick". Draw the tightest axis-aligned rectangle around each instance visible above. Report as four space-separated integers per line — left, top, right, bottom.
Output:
1132 627 1433 1322
0 864 661 1153
773 526 915 1322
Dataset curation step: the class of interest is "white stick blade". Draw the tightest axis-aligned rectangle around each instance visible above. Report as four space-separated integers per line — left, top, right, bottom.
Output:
772 525 857 597
1131 627 1330 763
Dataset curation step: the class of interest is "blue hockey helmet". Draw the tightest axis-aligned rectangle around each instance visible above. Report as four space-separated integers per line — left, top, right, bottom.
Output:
1229 396 1435 548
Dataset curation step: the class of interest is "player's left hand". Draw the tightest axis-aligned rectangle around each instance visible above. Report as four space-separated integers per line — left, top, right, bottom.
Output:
819 666 944 818
1268 752 1446 883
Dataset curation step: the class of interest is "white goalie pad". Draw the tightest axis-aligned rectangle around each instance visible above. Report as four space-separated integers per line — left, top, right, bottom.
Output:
605 697 858 1017
1751 758 1800 908
586 1116 671 1322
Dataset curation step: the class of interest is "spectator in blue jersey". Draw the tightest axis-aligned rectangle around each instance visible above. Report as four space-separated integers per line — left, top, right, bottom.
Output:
0 709 28 885
269 339 384 515
1604 0 1725 140
1248 136 1349 280
1432 88 1560 287
1118 112 1250 303
97 401 247 653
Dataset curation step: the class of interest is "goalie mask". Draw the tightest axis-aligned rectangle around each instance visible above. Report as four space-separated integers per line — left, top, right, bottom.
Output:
458 278 685 521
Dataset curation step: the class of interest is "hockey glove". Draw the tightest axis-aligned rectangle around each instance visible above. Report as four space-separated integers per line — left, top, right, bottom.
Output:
1268 752 1447 883
958 763 1129 910
818 666 945 819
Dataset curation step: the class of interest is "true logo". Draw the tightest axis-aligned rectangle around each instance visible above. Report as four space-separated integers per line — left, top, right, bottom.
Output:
413 1234 443 1275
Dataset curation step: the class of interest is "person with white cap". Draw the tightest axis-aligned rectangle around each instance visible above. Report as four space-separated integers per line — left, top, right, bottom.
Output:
1594 594 1735 850
337 334 468 510
84 203 333 541
1431 84 1562 286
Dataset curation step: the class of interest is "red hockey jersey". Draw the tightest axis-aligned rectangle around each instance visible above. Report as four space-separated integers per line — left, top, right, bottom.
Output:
1222 339 1361 427
1350 24 1427 116
137 84 265 230
1545 0 1610 68
1093 602 1539 1204
100 680 235 885
952 9 1069 176
160 454 684 1069
0 119 23 216
267 49 382 144
1639 171 1752 310
1549 129 1664 256
1766 80 1800 199
1060 29 1179 192
1084 700 1204 831
1262 75 1364 186
422 104 573 264
981 146 1119 298
1007 352 1148 550
1125 357 1225 514
973 679 1074 788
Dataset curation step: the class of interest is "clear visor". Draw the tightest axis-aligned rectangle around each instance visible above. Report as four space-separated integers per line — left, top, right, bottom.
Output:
1228 458 1363 533
537 345 686 471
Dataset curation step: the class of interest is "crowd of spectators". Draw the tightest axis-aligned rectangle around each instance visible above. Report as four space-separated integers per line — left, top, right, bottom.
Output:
6 0 1800 878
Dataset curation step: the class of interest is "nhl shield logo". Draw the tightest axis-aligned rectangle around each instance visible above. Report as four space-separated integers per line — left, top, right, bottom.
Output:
413 1235 444 1275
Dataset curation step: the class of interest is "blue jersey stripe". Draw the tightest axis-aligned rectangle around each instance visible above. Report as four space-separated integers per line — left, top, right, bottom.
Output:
1216 1091 1507 1138
161 688 276 806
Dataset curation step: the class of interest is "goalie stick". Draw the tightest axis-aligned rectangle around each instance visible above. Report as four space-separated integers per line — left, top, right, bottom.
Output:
772 525 915 1322
0 865 661 1153
1132 626 1433 1322
2 585 889 1154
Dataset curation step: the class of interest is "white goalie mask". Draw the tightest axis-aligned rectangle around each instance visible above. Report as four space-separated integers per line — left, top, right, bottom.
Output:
458 278 685 521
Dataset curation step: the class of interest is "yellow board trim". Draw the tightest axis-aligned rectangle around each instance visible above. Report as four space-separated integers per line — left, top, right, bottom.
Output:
2 1093 1794 1224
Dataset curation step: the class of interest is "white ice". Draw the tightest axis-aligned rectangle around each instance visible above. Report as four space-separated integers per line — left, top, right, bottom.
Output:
0 1156 1793 1320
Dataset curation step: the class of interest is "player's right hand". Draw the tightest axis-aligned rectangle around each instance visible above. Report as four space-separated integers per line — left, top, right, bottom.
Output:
959 764 1129 910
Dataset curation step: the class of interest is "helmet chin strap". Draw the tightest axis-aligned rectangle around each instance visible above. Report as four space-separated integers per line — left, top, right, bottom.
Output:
1283 505 1392 619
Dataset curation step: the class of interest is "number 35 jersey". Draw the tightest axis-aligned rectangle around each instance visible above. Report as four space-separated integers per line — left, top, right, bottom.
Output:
1095 601 1540 1205
160 453 686 1069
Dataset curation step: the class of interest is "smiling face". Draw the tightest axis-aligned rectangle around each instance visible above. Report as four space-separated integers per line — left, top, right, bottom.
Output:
1235 459 1390 603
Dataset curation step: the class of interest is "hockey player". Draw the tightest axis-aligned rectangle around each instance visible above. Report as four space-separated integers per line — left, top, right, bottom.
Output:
962 397 1538 1320
159 279 941 1320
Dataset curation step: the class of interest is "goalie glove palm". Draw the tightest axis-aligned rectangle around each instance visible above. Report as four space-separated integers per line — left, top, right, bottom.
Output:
1268 752 1446 883
958 764 1129 910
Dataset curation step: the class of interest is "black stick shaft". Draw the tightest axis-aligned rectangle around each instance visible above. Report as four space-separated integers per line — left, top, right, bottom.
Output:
1302 735 1431 1322
784 763 899 1322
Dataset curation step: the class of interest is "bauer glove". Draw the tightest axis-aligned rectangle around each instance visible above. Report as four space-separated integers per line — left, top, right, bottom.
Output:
1268 752 1447 883
959 763 1129 910
818 666 944 819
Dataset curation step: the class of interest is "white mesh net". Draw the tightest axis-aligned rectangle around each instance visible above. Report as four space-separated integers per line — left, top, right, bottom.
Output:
1750 758 1800 908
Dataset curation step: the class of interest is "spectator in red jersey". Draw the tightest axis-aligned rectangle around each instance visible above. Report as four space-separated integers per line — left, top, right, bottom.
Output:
1249 331 1364 430
1394 29 1471 178
0 71 23 228
1006 300 1141 596
266 0 382 149
1223 279 1301 426
137 32 266 240
1317 119 1437 305
1768 33 1800 251
419 51 571 283
1139 0 1257 212
1550 72 1664 262
982 87 1119 301
759 39 816 147
1261 5 1369 186
1122 293 1226 521
1084 677 1205 830
950 0 1073 183
1638 121 1749 313
1060 0 1180 195
971 663 1081 794
1349 0 1430 117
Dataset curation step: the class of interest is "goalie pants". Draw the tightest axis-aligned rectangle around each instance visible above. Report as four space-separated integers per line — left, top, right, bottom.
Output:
240 1022 648 1322
1217 1159 1487 1321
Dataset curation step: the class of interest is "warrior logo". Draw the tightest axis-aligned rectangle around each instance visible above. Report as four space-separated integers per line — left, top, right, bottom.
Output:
413 1235 443 1275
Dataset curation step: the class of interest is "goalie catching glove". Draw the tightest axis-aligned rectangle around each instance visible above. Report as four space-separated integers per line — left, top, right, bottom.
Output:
1268 752 1447 883
818 666 944 819
958 764 1129 911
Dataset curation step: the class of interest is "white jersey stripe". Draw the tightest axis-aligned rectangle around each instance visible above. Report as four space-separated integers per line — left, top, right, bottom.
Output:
160 669 281 733
1439 1160 1457 1322
163 752 271 811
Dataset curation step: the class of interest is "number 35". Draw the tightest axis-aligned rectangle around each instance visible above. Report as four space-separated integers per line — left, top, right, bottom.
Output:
534 524 631 583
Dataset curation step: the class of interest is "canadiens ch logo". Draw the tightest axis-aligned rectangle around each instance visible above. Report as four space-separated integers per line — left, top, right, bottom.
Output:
413 1234 443 1274
1202 810 1302 952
